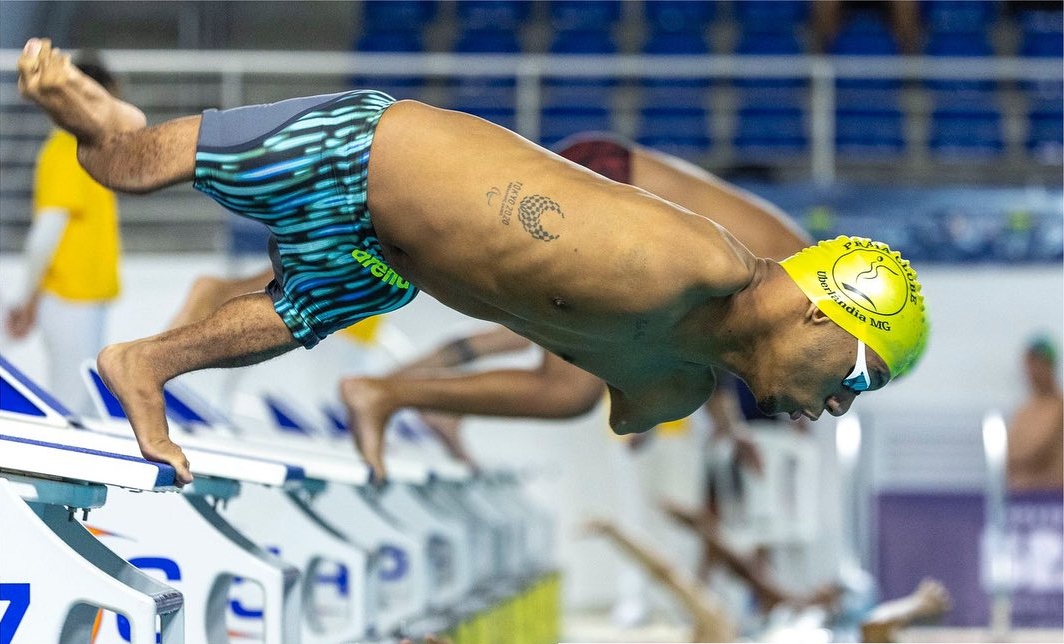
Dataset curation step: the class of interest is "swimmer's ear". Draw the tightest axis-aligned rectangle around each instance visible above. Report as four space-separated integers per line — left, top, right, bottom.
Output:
805 302 831 324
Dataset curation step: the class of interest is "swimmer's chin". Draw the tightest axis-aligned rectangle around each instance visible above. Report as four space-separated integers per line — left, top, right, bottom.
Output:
756 395 783 417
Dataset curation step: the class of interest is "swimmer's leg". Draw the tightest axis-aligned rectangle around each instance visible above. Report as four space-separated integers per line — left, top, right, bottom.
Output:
339 353 604 480
18 38 196 193
97 292 299 484
168 268 274 330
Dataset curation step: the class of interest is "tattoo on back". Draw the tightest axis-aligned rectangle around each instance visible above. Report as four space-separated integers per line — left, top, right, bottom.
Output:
519 195 564 241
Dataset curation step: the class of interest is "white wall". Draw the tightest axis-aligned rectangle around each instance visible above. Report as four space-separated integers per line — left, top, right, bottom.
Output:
1 253 1061 612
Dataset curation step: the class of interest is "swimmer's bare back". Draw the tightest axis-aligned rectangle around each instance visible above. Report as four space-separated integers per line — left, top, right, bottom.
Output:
366 100 754 425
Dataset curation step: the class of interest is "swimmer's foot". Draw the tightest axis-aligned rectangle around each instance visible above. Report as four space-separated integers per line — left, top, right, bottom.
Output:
339 376 398 482
17 38 145 143
418 411 476 467
97 342 194 485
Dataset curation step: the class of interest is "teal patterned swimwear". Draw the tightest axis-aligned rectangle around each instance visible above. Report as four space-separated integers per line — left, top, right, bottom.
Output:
193 90 418 348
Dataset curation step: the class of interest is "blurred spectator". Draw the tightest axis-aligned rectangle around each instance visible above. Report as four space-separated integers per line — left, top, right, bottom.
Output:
1007 336 1064 491
4 52 123 414
812 0 921 55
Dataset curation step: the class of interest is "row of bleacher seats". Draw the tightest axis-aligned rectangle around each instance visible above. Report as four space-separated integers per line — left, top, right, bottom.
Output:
363 80 1059 164
356 0 1062 58
346 0 1063 163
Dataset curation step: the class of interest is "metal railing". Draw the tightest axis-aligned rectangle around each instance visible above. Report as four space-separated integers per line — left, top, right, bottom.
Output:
2 49 1060 182
0 50 1060 251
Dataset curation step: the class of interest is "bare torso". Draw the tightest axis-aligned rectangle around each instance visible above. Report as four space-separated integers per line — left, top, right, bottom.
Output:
1008 393 1064 490
366 101 756 426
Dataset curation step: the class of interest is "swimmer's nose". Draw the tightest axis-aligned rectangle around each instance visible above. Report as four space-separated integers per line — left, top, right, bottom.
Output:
827 392 856 416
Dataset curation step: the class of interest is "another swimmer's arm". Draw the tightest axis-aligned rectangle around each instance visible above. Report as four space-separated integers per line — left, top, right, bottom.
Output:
584 519 710 622
5 208 67 338
704 382 765 475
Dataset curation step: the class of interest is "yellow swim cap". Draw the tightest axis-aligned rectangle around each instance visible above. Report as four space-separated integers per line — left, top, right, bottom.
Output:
780 236 928 379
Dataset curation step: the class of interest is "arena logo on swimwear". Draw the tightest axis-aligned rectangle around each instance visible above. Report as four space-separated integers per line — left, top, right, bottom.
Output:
350 249 411 289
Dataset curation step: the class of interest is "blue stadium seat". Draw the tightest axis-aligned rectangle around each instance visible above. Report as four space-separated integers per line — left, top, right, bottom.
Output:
829 10 901 91
549 27 619 54
644 1 716 33
540 106 613 148
352 29 426 99
1019 8 1064 53
355 29 425 53
732 0 810 29
921 0 999 34
447 30 521 126
548 0 623 31
1027 97 1064 163
362 0 438 32
929 95 1005 159
635 107 711 162
455 0 532 31
1018 10 1063 98
543 29 619 108
733 89 808 157
924 30 995 56
923 29 996 93
639 30 711 104
733 27 806 90
834 90 905 157
452 27 522 54
643 30 710 56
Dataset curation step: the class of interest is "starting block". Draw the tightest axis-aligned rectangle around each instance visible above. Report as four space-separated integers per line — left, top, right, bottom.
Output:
0 361 184 644
2 355 308 644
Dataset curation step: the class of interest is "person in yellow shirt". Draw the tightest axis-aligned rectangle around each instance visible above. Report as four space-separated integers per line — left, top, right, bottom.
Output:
5 54 121 414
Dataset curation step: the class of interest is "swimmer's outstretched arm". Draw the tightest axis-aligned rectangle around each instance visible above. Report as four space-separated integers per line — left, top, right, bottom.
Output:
583 518 736 643
661 500 841 613
18 38 197 194
860 578 951 643
98 292 300 484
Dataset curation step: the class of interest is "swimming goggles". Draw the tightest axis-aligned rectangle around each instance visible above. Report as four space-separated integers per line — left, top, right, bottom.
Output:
843 339 871 393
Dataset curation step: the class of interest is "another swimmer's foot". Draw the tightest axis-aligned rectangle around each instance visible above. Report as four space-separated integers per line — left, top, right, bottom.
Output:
339 376 397 482
97 342 194 485
418 411 476 467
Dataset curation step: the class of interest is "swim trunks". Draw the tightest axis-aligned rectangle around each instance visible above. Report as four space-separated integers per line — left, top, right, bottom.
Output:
193 90 418 349
554 133 632 183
